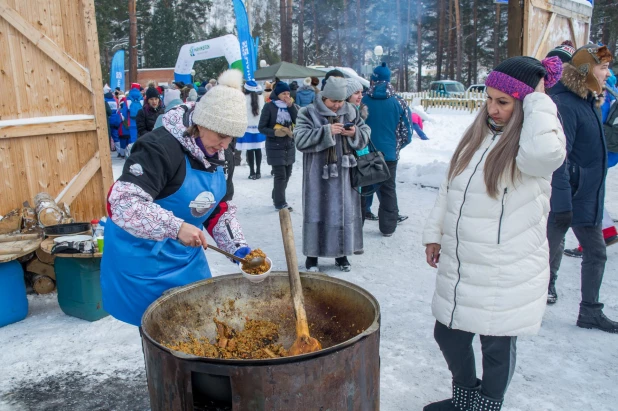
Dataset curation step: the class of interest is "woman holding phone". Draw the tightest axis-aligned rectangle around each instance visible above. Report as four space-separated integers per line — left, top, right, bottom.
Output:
294 77 370 272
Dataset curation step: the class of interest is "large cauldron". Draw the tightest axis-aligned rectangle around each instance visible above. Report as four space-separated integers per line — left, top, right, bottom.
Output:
141 272 381 411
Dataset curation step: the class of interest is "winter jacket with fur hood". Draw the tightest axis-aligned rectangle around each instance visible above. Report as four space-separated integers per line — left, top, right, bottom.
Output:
422 92 566 336
548 63 608 227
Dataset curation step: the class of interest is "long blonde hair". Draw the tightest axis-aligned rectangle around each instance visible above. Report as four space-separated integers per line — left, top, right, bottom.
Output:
447 100 524 198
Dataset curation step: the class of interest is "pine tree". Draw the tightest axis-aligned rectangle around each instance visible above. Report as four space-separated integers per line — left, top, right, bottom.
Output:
143 0 212 69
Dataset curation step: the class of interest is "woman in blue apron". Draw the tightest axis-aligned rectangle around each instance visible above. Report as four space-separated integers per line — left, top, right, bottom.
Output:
101 70 252 326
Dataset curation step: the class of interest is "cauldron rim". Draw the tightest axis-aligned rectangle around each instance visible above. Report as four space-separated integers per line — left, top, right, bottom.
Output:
140 272 381 365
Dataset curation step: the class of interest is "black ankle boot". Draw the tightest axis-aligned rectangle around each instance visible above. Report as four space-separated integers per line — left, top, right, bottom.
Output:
576 311 618 333
335 256 351 272
472 392 503 411
547 275 557 305
305 257 318 272
424 380 481 411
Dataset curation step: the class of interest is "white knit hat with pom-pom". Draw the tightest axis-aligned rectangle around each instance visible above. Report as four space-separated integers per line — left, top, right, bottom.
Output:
192 69 248 137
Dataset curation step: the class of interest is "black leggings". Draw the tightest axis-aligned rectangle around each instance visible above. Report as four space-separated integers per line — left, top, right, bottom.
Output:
434 321 517 400
246 149 262 174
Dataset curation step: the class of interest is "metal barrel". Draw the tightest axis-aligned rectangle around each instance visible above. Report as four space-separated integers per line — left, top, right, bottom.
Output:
141 272 381 411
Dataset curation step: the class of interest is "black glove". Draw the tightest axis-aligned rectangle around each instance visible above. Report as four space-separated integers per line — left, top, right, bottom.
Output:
552 211 573 229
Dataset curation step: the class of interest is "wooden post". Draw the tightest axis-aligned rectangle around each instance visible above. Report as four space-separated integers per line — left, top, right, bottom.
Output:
128 0 138 84
82 0 114 200
507 0 524 57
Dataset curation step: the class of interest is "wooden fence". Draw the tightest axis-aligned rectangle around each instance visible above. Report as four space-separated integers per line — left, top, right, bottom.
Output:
401 91 486 113
0 0 112 221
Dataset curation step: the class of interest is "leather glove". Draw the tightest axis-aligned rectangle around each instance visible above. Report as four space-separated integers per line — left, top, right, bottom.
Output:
552 211 572 229
233 246 251 265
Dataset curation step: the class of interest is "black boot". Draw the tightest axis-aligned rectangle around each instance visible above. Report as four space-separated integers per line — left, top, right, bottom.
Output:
547 275 557 305
423 380 481 411
305 257 318 272
472 392 503 411
576 311 618 333
335 256 351 272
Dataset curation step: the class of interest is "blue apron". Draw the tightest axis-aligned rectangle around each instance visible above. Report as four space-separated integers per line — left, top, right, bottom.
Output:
101 156 226 326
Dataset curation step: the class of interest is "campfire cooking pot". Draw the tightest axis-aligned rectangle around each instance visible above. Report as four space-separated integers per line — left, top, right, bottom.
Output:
140 272 381 411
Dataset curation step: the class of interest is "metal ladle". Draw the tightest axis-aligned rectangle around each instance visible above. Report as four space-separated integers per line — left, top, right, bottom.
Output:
207 244 266 270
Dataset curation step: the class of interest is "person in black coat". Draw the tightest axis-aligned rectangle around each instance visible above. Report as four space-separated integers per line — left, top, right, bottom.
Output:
137 87 164 137
547 44 618 333
258 81 298 211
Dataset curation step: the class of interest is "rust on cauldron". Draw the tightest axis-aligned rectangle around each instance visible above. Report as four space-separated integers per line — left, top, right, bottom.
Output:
140 272 381 411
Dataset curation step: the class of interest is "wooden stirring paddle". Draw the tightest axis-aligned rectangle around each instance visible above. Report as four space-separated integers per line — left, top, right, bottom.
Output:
279 209 322 356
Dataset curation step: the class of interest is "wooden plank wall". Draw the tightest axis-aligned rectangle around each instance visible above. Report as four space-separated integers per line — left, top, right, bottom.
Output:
0 0 112 221
524 0 592 59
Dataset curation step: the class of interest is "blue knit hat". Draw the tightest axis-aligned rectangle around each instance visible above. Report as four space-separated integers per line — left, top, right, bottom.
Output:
373 62 391 82
273 81 291 97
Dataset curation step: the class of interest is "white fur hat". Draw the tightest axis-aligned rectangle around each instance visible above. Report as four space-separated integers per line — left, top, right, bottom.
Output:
163 89 181 107
192 70 248 137
303 77 312 86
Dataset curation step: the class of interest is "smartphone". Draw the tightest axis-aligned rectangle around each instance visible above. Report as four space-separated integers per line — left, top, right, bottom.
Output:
343 122 354 130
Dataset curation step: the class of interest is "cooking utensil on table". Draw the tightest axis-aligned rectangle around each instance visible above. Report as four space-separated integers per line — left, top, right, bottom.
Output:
44 222 92 237
279 208 322 355
206 244 266 270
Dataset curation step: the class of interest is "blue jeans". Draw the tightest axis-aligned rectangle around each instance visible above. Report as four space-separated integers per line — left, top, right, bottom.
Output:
364 186 382 212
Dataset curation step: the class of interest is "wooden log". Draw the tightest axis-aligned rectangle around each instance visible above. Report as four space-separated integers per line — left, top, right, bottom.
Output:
17 252 35 263
34 193 65 227
26 258 55 280
25 272 56 295
0 208 22 235
0 233 41 243
21 206 37 231
36 247 56 265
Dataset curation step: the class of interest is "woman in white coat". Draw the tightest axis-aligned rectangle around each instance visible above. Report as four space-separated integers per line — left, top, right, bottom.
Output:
422 56 566 411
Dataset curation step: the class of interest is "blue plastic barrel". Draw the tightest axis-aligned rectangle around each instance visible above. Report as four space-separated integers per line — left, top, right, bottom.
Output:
0 260 28 327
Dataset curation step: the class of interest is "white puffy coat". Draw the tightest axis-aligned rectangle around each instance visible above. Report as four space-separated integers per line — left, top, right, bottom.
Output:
422 93 566 336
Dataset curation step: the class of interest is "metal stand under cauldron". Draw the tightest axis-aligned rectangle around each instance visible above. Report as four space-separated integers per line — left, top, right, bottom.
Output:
140 272 381 411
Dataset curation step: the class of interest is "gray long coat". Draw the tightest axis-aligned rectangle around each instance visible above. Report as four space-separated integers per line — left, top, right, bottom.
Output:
294 97 370 257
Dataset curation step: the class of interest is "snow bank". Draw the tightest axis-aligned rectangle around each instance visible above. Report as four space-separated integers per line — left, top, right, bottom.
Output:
399 108 474 187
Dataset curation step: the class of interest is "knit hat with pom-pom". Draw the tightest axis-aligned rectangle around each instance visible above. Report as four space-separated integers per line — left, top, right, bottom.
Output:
546 40 576 63
192 69 248 137
373 62 391 82
485 56 563 100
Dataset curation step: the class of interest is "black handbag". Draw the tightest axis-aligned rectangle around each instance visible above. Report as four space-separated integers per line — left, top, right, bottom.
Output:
350 139 390 191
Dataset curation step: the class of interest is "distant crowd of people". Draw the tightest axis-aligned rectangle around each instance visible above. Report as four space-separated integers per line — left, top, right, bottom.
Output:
103 79 218 158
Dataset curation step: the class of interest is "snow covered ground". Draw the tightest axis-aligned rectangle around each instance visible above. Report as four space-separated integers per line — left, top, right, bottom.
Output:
2 109 618 411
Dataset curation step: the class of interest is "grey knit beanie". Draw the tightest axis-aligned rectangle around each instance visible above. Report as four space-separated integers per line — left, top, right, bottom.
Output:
345 79 363 100
321 76 348 101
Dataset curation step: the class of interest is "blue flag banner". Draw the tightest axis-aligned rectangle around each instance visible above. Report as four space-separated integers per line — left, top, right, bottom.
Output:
110 50 125 91
232 0 255 80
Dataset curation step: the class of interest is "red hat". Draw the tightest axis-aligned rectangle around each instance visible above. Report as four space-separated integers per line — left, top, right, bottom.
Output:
131 83 141 90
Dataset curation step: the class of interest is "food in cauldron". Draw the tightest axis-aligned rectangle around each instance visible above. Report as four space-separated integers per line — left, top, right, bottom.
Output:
165 317 288 359
241 248 270 275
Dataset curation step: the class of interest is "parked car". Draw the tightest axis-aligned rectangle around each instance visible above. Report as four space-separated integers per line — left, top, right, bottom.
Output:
429 80 465 97
466 84 486 93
